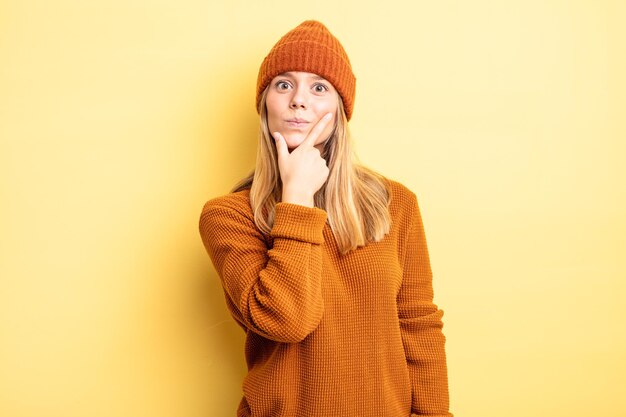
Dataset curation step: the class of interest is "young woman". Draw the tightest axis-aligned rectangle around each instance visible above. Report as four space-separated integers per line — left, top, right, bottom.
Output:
199 20 452 417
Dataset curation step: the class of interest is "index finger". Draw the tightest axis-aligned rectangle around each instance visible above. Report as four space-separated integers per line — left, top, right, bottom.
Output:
272 131 289 159
299 112 333 149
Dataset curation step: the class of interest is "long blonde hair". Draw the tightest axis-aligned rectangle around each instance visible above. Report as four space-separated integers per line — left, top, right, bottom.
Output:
232 87 391 255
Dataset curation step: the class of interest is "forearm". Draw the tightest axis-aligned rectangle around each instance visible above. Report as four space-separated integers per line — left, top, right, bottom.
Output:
238 236 325 342
200 199 328 343
401 308 452 417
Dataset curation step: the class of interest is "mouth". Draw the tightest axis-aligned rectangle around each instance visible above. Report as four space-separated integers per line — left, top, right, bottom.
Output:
285 118 310 127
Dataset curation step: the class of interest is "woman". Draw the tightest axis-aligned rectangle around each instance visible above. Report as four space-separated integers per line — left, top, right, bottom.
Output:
199 20 452 417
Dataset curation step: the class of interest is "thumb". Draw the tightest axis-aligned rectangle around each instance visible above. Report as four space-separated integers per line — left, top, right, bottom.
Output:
273 132 288 159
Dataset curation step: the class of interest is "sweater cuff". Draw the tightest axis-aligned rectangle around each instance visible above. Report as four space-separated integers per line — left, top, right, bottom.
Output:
271 202 328 244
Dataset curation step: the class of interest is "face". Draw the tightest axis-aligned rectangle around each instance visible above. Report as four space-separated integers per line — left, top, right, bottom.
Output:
265 71 339 152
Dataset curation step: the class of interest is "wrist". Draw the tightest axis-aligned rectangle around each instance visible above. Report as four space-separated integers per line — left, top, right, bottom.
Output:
282 189 315 207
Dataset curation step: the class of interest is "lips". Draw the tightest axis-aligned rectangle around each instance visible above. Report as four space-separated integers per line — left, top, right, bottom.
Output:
285 118 310 128
285 117 310 130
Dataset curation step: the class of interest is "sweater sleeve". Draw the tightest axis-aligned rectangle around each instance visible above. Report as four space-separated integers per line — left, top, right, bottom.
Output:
397 192 453 417
199 198 327 343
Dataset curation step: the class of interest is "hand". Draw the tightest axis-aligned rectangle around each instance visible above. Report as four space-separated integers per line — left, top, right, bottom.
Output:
273 112 333 207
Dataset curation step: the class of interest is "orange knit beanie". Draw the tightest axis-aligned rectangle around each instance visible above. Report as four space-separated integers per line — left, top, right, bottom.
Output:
256 20 356 121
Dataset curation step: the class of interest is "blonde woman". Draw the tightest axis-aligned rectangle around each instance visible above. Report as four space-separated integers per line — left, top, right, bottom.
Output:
199 20 452 417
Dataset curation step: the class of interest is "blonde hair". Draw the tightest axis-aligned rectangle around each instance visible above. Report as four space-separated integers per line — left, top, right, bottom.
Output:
232 87 391 255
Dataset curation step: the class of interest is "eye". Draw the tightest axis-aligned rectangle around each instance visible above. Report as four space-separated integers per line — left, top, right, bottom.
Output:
275 80 291 91
313 83 329 93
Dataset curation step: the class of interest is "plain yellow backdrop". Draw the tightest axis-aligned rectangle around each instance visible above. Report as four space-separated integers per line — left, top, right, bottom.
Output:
1 1 625 416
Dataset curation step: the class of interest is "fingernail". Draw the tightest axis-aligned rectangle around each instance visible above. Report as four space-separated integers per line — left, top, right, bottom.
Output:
324 113 332 120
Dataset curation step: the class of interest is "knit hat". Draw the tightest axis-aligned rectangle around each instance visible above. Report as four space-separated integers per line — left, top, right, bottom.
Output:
256 20 356 121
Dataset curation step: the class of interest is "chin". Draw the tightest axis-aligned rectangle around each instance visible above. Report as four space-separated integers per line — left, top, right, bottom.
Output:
285 135 306 148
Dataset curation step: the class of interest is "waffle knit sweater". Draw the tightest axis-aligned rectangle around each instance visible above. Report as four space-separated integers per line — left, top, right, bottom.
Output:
199 179 452 417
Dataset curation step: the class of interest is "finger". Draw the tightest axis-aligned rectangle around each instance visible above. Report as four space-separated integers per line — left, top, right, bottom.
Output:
273 131 289 159
299 112 333 149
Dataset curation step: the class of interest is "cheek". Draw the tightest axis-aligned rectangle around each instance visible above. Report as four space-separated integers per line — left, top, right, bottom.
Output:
265 101 281 130
266 113 277 130
265 94 282 117
315 96 338 117
308 102 337 138
320 120 336 141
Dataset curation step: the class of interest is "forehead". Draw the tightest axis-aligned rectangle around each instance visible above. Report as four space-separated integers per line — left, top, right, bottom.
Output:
277 71 327 81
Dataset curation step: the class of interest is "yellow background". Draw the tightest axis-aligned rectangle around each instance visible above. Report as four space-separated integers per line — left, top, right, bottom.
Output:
1 1 625 416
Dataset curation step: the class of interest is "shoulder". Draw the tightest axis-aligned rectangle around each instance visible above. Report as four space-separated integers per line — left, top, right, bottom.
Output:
355 166 418 213
199 189 253 225
383 177 419 213
376 178 429 250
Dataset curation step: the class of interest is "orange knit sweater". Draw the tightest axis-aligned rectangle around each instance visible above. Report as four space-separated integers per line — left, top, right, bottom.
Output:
199 179 452 417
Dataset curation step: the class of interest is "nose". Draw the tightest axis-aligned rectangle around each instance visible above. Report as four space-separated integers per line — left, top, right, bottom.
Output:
290 100 305 109
290 87 307 110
